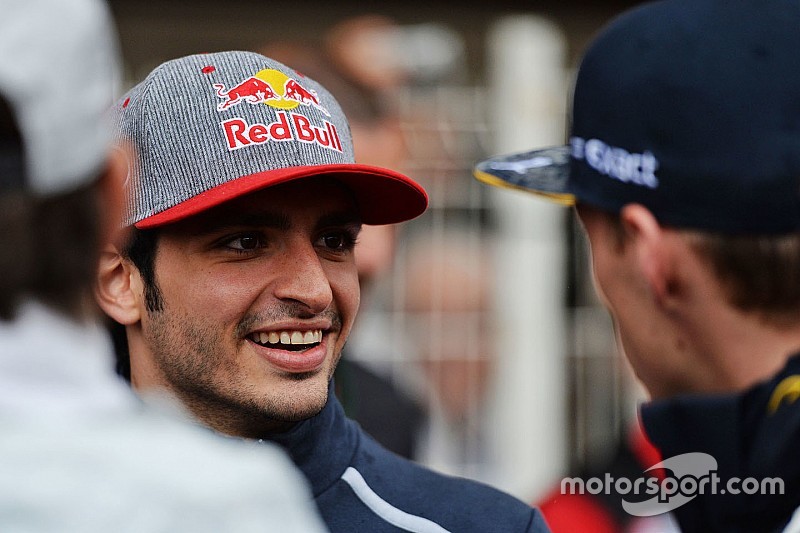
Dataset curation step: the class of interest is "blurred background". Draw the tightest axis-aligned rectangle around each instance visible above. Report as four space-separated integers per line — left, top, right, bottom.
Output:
108 0 648 505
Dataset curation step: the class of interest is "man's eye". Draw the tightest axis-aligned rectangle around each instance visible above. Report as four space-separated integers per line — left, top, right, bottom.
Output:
226 234 263 251
320 231 355 251
323 234 345 250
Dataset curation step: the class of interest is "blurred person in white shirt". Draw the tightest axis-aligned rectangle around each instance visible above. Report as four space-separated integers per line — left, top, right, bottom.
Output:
0 1 326 531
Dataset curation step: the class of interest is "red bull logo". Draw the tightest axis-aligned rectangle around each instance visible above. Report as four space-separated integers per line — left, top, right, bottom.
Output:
213 68 330 116
214 68 339 153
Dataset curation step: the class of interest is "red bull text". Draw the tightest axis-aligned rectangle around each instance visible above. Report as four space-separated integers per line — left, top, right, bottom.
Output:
221 111 342 153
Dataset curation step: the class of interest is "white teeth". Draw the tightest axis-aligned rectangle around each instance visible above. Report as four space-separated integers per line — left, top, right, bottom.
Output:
252 330 323 346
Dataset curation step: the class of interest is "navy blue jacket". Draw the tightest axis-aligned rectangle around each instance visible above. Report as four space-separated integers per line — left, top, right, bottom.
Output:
268 384 549 532
642 353 800 533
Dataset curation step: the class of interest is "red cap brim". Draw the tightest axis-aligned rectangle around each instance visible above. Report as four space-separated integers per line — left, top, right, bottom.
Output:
134 164 428 229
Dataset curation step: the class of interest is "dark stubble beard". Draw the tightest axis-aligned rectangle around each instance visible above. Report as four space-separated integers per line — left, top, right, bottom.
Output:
144 299 344 438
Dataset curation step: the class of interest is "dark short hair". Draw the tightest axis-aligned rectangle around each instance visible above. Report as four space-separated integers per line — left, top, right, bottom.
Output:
686 231 800 325
121 226 163 313
0 94 101 321
577 204 800 325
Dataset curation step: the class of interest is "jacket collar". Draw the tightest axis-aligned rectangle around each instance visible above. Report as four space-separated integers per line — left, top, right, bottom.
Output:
264 380 359 496
641 353 800 532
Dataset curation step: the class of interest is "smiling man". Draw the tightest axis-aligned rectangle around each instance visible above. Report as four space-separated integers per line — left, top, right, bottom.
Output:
97 51 548 533
123 178 360 437
0 2 328 531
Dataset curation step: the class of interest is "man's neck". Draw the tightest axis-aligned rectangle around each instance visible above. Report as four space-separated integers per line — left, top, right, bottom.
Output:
681 302 800 395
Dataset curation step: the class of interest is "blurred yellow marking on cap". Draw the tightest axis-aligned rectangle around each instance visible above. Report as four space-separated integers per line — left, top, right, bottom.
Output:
472 168 575 206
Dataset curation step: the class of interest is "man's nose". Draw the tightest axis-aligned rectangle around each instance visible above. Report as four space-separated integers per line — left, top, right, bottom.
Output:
272 240 334 314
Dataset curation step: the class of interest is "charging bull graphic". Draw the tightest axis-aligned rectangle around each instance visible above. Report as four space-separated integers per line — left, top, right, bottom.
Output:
283 79 329 115
213 69 330 116
213 77 278 111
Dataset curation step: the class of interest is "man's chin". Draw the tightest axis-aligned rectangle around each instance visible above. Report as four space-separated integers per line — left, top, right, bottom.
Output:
265 384 330 422
278 402 327 422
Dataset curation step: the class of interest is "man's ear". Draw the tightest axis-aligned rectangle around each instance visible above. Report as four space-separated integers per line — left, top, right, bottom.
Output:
95 244 143 326
619 204 673 306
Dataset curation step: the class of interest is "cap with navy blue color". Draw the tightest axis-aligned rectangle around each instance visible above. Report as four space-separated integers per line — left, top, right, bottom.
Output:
474 0 800 235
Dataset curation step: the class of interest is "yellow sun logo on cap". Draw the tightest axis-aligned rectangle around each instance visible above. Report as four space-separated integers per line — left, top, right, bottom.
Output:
254 69 300 111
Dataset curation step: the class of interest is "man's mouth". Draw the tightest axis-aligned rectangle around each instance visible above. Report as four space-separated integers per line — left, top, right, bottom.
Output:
248 329 323 352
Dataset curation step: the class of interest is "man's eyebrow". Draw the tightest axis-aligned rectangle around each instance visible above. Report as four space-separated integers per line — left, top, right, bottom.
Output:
194 211 361 235
316 212 362 231
205 211 291 232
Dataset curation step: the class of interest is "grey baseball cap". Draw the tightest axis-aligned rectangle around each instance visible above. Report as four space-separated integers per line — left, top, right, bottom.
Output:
115 51 428 228
0 0 119 195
